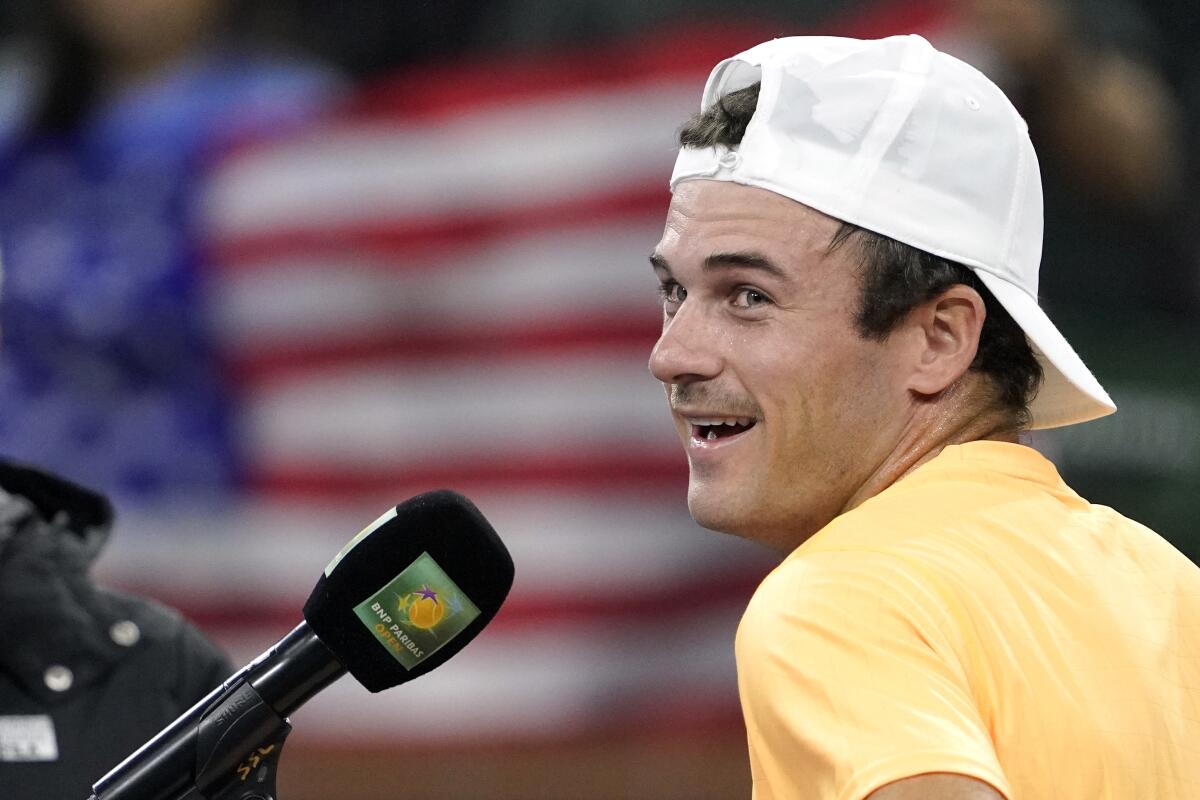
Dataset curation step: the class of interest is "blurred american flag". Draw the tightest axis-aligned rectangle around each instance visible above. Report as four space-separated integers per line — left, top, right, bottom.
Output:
91 3 954 768
94 29 781 750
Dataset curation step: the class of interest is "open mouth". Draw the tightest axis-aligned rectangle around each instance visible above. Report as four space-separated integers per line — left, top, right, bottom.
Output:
689 417 758 443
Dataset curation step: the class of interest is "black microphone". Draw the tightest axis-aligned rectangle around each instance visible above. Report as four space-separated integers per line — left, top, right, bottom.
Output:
89 490 514 800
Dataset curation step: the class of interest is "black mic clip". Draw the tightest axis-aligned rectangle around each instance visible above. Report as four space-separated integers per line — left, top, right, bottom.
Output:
87 679 294 800
190 681 293 800
89 680 294 800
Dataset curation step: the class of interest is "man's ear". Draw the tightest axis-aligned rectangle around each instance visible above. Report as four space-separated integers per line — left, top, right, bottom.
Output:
905 284 986 396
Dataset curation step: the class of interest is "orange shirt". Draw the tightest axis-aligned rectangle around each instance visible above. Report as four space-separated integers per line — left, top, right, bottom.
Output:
736 441 1200 799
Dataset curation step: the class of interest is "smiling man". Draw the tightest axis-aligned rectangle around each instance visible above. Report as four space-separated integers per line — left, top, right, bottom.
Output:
649 35 1200 800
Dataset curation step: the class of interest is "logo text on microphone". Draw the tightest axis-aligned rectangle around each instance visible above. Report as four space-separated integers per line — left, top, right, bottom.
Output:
353 552 481 669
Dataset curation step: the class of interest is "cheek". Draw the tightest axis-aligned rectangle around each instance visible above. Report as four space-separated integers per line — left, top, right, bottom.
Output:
750 325 844 404
754 332 894 445
823 342 904 436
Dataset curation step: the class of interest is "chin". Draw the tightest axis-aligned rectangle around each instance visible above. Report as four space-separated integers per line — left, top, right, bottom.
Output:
686 487 765 540
686 485 820 553
687 505 742 537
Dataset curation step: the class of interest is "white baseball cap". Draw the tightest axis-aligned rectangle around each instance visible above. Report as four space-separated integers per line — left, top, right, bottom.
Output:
670 34 1115 430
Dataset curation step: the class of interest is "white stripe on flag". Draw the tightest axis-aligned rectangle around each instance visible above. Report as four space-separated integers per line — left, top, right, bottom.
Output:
224 604 744 743
98 494 764 602
241 354 677 469
211 219 664 348
204 82 697 238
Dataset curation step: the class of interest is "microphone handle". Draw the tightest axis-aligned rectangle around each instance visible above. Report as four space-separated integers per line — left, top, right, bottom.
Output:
249 622 346 716
91 623 346 800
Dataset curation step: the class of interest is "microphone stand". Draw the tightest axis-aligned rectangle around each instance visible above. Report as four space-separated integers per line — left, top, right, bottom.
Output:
90 624 344 800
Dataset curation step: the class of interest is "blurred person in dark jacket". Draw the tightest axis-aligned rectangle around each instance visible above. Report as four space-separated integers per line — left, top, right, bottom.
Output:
0 244 231 800
0 459 232 800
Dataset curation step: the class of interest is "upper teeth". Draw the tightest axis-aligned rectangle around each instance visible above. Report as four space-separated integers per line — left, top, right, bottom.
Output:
689 418 754 427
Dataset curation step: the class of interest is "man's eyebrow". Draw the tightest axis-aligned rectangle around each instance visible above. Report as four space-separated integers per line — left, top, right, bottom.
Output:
703 251 787 279
650 251 787 279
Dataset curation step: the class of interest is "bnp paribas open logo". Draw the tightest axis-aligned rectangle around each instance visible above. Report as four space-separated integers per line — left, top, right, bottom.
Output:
353 552 481 670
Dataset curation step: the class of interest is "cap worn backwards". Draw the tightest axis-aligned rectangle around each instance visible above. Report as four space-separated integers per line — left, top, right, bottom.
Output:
671 34 1115 430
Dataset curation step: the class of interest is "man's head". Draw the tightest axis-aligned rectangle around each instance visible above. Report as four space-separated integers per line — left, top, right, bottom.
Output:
650 35 1114 549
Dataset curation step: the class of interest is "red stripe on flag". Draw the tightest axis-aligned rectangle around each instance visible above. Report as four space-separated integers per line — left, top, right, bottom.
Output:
281 699 746 754
343 1 953 122
209 184 669 269
338 26 772 123
225 316 662 385
151 567 763 635
248 453 688 500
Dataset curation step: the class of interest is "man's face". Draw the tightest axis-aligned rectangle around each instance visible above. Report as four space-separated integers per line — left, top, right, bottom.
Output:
649 180 911 551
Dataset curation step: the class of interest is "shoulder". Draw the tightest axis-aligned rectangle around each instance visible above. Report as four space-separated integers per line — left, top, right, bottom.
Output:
737 547 964 683
779 458 1054 609
744 546 957 633
99 587 227 661
735 548 1010 800
96 588 233 703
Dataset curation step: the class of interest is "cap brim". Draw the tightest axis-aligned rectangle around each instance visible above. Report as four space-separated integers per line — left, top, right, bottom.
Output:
973 269 1116 430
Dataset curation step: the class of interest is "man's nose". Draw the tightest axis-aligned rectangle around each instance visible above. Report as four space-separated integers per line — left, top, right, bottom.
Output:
649 303 723 385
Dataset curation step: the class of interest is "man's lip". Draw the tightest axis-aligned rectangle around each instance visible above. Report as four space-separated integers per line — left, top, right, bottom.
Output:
675 409 760 451
682 416 757 427
671 408 760 422
687 422 756 449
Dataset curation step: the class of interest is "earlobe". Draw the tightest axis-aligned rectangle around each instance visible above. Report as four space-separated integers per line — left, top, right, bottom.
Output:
906 286 985 396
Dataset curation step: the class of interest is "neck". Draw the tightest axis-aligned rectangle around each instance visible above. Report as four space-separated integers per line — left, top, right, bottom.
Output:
841 380 1021 515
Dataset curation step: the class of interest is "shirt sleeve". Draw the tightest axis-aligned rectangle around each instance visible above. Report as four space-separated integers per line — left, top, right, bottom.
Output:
736 548 1012 800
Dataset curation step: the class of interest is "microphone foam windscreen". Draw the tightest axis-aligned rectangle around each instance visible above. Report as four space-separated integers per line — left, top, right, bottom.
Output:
303 490 514 692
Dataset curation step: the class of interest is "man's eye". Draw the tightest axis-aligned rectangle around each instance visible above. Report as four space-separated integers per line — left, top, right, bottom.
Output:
732 287 770 308
658 282 687 309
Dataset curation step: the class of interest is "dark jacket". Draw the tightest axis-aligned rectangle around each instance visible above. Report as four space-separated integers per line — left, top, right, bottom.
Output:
0 462 232 799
